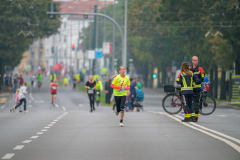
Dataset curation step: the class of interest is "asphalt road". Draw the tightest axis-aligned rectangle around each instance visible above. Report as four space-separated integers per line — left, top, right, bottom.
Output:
0 76 240 160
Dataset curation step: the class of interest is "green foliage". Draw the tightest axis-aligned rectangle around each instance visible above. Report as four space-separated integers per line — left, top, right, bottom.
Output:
0 0 61 67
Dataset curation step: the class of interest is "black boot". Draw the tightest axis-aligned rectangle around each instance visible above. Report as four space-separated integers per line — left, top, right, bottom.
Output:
182 117 191 122
191 117 197 122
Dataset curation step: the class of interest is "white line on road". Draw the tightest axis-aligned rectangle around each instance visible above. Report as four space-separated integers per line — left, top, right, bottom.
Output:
212 115 228 118
53 120 58 122
30 136 39 139
22 140 32 144
55 104 59 108
48 124 53 127
29 92 34 100
51 122 56 124
62 106 66 111
41 129 47 132
151 111 240 154
35 100 44 103
13 145 24 150
44 127 50 129
36 132 44 135
2 153 15 159
174 115 240 145
1 105 6 109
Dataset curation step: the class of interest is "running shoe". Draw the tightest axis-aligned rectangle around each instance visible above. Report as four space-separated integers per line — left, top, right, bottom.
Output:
24 110 29 113
120 123 124 127
112 110 114 113
19 110 22 112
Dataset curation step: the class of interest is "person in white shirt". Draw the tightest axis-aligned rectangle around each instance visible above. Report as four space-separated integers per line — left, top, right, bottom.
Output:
13 82 28 112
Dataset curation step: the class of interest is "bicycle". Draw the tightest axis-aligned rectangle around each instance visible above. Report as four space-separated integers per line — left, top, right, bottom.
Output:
162 84 216 115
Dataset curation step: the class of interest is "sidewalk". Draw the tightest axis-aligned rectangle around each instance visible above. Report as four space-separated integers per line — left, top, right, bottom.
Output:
0 92 9 104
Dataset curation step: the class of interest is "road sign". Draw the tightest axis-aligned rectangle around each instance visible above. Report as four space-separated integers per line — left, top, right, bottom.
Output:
103 42 112 54
95 50 103 58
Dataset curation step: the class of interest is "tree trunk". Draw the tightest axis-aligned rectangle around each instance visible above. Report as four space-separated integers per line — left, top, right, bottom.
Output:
220 69 226 100
0 59 4 92
229 72 232 101
209 68 214 96
235 59 240 75
214 65 218 99
162 67 166 86
157 67 161 88
143 63 149 88
148 64 153 88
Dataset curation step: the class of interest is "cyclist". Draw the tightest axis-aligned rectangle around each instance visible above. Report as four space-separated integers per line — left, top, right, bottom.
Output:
200 74 210 112
85 75 96 112
190 56 205 122
49 79 59 107
176 62 194 122
111 66 130 127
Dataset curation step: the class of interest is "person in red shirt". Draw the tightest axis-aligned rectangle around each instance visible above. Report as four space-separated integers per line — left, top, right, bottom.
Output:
19 75 24 86
49 79 59 107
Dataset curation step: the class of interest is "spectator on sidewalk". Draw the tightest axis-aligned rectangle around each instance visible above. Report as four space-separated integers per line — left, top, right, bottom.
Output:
226 80 229 98
105 79 111 104
136 78 142 90
4 73 10 90
13 74 19 93
130 78 136 110
19 74 24 87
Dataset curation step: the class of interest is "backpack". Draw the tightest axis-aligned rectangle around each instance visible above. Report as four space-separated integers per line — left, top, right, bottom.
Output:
136 89 144 101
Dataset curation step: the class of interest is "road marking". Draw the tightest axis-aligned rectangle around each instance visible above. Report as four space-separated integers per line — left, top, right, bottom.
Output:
51 122 56 124
22 140 32 144
212 115 228 118
41 129 47 132
30 92 34 100
30 136 39 139
151 111 240 154
174 115 240 145
1 104 6 109
53 120 58 122
28 105 32 108
62 106 66 111
36 132 44 135
35 100 44 103
48 124 53 127
45 127 50 129
55 104 59 108
13 145 24 150
2 153 15 159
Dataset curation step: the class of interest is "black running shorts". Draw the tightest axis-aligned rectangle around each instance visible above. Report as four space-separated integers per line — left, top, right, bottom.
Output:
114 96 126 113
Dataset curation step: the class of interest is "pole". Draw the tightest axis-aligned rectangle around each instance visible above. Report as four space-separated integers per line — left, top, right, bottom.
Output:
123 0 127 68
70 24 72 73
112 0 115 75
104 0 106 42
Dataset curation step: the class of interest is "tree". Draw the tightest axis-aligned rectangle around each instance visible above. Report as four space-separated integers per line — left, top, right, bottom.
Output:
0 0 61 86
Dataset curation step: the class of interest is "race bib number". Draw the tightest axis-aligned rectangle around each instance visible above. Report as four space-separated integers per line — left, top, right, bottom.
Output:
118 88 125 92
88 89 94 94
52 86 57 90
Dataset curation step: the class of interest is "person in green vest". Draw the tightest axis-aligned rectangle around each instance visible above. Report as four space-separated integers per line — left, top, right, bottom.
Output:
95 78 103 104
136 79 142 90
50 73 56 82
37 73 43 91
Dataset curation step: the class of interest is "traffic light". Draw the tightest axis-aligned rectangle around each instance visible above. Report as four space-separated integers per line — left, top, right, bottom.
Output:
72 44 75 50
48 3 56 19
153 74 157 78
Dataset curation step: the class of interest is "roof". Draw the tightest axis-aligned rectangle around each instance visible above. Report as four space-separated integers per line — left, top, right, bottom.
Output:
59 0 114 20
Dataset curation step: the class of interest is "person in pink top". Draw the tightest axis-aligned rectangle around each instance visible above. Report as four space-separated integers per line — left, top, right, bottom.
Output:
10 89 22 112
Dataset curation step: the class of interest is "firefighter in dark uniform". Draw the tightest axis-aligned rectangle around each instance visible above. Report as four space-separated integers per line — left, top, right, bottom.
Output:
190 56 204 122
176 62 194 122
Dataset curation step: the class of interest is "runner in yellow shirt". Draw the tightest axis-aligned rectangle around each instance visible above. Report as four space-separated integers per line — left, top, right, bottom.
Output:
110 66 130 127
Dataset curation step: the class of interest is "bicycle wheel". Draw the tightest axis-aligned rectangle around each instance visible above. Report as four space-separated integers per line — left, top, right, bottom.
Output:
162 94 182 114
199 94 216 115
